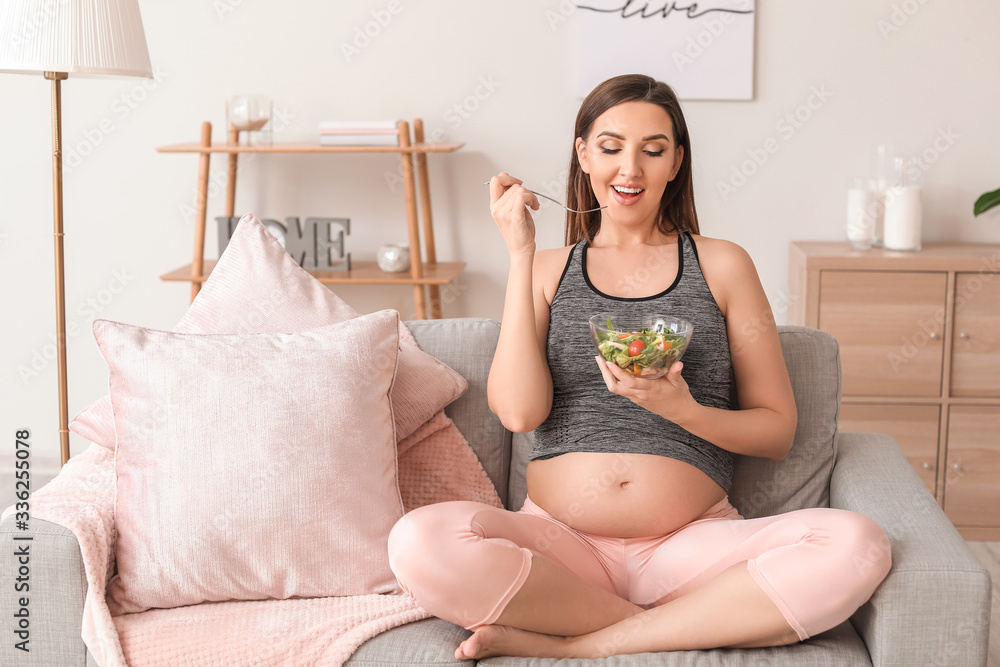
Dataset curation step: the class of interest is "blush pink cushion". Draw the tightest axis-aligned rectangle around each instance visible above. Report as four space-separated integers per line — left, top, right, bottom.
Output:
70 213 466 449
96 310 405 614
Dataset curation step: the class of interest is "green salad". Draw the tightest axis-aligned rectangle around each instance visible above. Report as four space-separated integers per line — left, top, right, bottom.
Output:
595 317 686 377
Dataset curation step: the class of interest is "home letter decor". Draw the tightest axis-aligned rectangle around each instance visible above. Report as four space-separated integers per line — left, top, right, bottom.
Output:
217 215 351 270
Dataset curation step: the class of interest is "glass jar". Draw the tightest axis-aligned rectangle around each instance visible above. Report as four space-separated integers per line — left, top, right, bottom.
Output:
226 95 273 144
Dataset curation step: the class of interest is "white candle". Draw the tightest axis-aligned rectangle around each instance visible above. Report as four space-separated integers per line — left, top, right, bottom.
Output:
846 185 878 250
883 185 922 251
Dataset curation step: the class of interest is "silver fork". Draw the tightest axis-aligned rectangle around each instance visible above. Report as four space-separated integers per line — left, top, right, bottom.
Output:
482 181 607 214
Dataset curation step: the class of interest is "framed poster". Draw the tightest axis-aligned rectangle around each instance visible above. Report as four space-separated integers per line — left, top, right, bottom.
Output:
575 1 756 100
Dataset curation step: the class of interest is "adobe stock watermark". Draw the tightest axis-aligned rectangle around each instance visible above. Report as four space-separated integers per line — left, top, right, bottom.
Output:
4 0 68 50
185 349 357 559
545 0 577 30
593 611 656 658
444 75 502 130
527 455 633 554
881 127 974 375
340 0 404 63
716 84 834 202
850 127 960 241
879 485 996 666
930 607 995 667
538 167 571 204
178 317 354 559
609 241 676 297
121 395 182 443
482 166 574 220
213 0 249 20
401 275 470 322
64 65 170 175
176 104 296 228
734 453 796 520
383 75 502 192
189 420 313 555
72 455 117 507
672 0 753 73
728 288 791 363
877 0 931 39
16 268 136 385
888 252 999 373
851 524 893 580
905 126 960 177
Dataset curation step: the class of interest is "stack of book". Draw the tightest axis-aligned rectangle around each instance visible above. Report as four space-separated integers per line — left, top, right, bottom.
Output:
318 120 400 146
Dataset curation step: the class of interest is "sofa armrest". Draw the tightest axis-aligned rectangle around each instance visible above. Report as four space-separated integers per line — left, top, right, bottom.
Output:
0 516 88 666
830 432 992 667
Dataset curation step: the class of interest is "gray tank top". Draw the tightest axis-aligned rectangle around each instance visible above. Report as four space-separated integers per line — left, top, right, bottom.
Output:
530 232 737 492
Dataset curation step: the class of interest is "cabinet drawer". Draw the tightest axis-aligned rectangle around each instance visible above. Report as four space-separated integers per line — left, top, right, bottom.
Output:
943 405 1000 527
950 273 1000 397
838 404 939 495
818 271 946 397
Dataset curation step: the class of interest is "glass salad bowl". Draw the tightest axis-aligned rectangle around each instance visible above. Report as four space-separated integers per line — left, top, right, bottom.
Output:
589 313 693 379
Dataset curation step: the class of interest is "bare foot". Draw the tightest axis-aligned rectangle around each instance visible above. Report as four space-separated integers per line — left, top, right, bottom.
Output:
454 624 577 660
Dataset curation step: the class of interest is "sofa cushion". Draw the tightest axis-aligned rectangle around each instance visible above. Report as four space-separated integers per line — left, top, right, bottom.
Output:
96 311 405 614
406 318 511 508
474 620 870 665
509 326 840 516
70 212 467 450
346 617 472 666
728 326 840 518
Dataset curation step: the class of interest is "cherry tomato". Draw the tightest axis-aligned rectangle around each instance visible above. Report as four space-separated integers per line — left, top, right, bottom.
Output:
628 339 645 356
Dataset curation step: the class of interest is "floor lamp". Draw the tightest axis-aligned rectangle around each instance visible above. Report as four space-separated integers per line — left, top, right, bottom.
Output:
0 1 153 466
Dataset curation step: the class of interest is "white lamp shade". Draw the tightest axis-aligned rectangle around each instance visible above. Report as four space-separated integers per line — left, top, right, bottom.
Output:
0 0 152 78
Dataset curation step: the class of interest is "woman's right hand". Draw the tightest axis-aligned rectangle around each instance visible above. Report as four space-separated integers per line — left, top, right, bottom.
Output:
488 172 540 256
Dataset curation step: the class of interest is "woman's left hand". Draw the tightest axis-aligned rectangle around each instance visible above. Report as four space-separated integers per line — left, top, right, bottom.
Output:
595 356 698 423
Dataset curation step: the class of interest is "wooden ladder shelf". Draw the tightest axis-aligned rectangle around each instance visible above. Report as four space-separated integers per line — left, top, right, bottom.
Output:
156 118 465 319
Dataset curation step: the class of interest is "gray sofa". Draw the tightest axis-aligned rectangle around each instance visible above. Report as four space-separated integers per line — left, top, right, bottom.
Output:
1 320 992 666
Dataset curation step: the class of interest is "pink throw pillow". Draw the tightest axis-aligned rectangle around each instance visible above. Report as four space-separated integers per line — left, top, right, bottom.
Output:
70 213 466 449
98 310 405 614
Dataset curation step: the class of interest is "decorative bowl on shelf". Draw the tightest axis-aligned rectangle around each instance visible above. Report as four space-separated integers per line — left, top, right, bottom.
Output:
589 312 693 379
377 244 411 273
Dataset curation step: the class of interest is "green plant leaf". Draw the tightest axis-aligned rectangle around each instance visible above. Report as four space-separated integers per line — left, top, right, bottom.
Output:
974 186 1000 216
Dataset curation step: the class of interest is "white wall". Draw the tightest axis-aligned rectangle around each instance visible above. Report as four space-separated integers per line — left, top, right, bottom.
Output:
2 0 999 490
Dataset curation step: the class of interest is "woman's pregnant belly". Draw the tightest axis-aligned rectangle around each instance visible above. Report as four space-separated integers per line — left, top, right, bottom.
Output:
526 452 727 538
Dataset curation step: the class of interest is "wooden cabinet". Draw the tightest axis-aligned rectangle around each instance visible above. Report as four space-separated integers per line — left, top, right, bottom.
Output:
817 271 946 397
951 274 1000 397
789 241 1000 539
944 406 1000 528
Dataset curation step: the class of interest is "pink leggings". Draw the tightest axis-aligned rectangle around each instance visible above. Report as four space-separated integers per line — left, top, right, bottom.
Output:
387 495 891 641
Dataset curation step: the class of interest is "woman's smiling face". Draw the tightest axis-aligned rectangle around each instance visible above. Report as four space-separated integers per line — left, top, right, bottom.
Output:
575 100 684 231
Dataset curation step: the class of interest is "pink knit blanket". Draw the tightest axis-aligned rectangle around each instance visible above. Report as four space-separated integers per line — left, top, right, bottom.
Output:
1 411 503 666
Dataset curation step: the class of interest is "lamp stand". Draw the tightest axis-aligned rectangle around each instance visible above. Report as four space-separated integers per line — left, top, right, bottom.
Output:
44 70 70 466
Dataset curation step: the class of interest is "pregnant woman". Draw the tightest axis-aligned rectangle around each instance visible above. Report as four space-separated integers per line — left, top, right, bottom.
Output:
387 73 891 660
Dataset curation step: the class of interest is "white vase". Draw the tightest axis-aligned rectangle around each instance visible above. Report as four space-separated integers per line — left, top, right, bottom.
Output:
377 244 410 272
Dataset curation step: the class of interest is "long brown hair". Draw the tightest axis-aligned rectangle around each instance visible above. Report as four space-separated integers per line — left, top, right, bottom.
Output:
565 74 699 245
